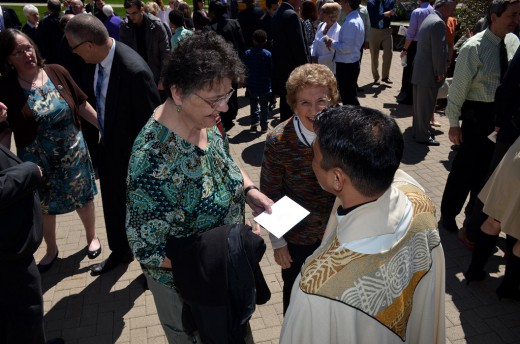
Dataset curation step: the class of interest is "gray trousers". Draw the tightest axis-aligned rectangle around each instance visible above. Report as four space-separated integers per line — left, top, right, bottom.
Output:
145 273 201 344
412 84 439 141
146 273 255 343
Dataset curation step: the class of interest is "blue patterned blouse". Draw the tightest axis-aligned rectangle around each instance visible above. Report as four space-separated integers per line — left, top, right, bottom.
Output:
126 117 245 288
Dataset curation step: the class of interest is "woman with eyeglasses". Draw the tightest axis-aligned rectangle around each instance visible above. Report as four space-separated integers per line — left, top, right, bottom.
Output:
126 31 273 343
260 63 338 314
0 29 100 273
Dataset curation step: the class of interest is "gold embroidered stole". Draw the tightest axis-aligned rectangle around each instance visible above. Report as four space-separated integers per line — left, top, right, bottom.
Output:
299 184 440 340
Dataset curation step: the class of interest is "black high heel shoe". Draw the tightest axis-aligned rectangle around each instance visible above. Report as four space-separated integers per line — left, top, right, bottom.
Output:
37 251 59 273
87 237 102 259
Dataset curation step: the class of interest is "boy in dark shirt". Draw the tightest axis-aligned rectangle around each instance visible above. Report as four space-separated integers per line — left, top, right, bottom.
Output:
243 29 272 132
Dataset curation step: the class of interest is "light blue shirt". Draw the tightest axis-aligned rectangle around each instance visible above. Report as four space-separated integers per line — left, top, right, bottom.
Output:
93 38 116 128
332 9 365 63
406 2 434 41
0 6 4 32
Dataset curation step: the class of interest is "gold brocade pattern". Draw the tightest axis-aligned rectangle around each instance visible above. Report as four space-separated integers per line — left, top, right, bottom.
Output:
299 185 440 341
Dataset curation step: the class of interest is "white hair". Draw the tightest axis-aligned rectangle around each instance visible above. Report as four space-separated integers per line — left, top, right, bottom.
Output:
23 4 39 17
102 4 114 16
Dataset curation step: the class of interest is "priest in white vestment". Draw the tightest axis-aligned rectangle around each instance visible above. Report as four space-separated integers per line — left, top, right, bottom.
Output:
280 104 446 344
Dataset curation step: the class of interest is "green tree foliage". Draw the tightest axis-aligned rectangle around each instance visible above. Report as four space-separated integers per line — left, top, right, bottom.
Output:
394 0 491 31
456 0 491 31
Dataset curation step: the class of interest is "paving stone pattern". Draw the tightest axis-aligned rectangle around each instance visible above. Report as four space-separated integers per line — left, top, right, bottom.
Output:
36 51 520 343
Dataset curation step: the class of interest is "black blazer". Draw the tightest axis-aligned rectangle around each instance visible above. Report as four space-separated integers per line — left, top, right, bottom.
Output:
84 41 160 258
2 7 22 30
271 2 309 90
0 144 42 263
35 13 62 64
206 18 246 57
89 41 160 166
238 4 264 48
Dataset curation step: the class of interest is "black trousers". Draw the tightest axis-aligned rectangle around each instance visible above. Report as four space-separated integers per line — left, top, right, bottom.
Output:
279 88 292 122
399 41 417 100
440 101 495 222
221 82 239 129
281 240 321 314
336 61 360 106
0 259 45 344
98 147 133 261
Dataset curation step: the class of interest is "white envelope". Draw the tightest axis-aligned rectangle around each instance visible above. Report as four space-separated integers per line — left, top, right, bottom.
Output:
254 196 310 239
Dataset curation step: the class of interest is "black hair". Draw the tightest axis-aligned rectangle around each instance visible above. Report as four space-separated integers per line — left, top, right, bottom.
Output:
252 29 267 44
124 0 144 9
193 0 204 12
208 1 227 18
487 0 520 27
48 0 62 13
314 105 403 197
163 30 245 97
169 9 185 27
265 0 278 9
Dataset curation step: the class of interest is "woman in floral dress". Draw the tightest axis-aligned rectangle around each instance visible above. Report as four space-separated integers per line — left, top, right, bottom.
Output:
0 29 101 273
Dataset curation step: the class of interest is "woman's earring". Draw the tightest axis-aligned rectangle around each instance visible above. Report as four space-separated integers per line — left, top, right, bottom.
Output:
176 105 182 112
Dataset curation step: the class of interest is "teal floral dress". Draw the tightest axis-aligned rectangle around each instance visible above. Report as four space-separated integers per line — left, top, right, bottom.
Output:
126 117 245 288
17 78 97 215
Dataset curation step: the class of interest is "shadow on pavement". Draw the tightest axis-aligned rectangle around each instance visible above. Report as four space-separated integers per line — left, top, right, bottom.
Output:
242 141 265 167
40 249 91 295
441 228 520 343
43 268 146 342
401 127 429 164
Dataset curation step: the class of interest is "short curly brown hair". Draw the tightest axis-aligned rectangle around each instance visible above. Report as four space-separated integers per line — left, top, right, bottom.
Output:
162 30 245 98
285 63 339 111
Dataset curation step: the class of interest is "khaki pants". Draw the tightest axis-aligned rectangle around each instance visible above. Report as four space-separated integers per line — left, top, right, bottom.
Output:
369 27 393 80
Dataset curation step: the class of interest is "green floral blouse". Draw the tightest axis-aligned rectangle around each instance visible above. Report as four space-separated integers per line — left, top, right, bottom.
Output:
126 117 245 288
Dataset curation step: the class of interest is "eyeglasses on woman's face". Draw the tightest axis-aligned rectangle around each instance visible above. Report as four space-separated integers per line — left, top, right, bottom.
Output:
11 45 34 57
193 88 235 110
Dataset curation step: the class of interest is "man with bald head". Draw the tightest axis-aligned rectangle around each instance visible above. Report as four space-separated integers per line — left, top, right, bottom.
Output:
65 14 160 275
70 0 86 14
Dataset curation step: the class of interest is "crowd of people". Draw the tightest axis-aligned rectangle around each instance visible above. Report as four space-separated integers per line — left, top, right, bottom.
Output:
0 0 519 343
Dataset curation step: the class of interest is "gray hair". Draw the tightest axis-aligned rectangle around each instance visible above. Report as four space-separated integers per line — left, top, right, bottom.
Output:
103 4 115 16
23 4 39 16
65 13 109 45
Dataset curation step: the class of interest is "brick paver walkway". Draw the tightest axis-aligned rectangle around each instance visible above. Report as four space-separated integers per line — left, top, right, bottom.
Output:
36 51 520 343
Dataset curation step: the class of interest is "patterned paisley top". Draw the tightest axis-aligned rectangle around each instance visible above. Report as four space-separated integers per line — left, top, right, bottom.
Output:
126 117 245 288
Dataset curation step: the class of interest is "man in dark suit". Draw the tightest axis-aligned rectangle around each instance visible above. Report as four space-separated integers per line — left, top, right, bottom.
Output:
36 0 62 64
272 0 309 122
65 14 161 275
0 5 22 31
206 1 245 131
0 102 45 343
238 0 264 48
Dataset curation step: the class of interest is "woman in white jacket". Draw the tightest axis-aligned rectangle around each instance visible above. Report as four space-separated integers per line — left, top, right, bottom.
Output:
311 2 342 74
